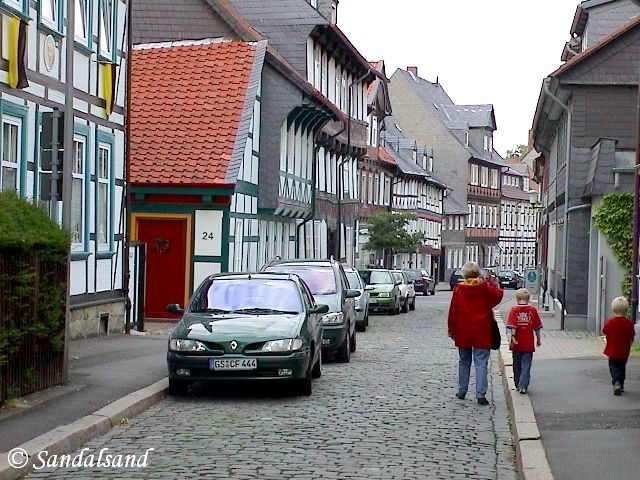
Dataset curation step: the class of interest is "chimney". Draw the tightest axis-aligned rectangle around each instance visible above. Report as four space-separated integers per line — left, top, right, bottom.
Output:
407 66 418 76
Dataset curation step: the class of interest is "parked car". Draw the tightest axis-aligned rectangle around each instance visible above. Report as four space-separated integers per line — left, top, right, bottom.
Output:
166 272 328 396
498 270 524 289
404 269 436 296
391 270 416 312
344 266 369 332
358 269 401 315
449 269 464 290
262 258 359 362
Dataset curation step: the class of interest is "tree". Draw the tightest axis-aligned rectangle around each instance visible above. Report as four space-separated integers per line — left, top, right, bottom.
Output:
362 212 423 268
506 144 528 159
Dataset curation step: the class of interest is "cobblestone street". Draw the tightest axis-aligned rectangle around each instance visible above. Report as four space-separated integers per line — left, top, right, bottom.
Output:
30 298 517 479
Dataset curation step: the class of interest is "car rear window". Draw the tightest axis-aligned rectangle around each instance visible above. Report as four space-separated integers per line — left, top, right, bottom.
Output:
264 265 337 295
191 279 303 313
392 272 404 283
404 270 422 280
359 270 393 285
345 272 361 289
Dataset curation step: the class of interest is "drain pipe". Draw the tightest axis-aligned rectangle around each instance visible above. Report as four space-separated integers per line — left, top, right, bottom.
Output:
543 80 572 329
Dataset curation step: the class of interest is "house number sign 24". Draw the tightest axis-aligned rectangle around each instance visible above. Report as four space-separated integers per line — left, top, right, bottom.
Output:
202 232 215 240
194 210 223 257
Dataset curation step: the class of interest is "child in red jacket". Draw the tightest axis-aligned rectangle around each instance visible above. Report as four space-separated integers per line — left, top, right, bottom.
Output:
602 296 635 396
506 288 542 394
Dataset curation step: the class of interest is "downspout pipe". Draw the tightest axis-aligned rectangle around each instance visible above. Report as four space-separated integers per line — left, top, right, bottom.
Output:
62 0 76 384
336 68 371 261
631 78 640 324
543 81 571 330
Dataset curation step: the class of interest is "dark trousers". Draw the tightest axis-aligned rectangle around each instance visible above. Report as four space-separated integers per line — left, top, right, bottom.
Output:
608 358 628 387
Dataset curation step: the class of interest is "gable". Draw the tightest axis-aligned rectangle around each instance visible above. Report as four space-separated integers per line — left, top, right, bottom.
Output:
557 21 640 85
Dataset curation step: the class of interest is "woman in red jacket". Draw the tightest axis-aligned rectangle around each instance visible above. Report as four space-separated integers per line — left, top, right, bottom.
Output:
447 261 504 405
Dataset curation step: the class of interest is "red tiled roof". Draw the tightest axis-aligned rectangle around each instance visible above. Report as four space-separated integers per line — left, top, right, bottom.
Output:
378 147 397 166
130 40 256 186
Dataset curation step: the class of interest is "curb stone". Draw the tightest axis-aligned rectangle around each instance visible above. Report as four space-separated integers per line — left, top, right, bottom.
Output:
0 377 168 480
495 310 554 480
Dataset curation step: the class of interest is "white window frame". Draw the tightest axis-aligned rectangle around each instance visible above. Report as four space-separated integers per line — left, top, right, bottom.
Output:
75 0 89 43
41 0 59 28
97 142 111 249
71 135 86 249
1 116 21 193
464 131 469 146
490 169 498 189
99 0 114 59
4 0 24 13
480 166 489 187
470 164 479 185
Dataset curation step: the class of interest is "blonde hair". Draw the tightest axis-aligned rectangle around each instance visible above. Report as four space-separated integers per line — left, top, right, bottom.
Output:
515 288 530 303
611 296 629 316
461 261 480 279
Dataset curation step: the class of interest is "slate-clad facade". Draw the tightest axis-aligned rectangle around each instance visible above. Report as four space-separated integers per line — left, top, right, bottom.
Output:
388 68 505 282
532 9 639 331
0 0 128 338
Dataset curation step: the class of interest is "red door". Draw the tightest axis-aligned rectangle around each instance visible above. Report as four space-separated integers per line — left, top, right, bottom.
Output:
137 218 188 319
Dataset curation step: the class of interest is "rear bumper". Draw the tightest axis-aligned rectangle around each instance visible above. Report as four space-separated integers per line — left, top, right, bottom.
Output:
167 351 310 381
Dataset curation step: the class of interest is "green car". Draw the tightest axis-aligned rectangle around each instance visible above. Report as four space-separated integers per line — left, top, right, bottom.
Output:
166 273 328 396
358 269 401 315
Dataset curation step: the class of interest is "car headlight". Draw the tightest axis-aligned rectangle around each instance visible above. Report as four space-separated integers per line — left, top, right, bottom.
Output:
260 338 303 352
321 312 344 325
169 339 206 352
378 292 391 298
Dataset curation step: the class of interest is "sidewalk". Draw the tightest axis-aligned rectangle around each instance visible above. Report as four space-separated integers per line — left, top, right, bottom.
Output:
498 299 640 480
0 323 171 453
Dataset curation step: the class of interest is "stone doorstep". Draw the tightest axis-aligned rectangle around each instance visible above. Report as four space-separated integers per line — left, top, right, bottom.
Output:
0 378 168 480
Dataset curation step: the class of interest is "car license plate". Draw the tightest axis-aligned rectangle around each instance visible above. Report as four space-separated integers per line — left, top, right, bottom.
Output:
210 358 257 370
369 298 377 304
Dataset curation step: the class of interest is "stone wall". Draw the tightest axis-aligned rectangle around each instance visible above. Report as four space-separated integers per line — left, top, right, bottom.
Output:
68 300 125 339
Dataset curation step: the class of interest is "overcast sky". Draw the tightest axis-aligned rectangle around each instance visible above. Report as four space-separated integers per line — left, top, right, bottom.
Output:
338 0 579 156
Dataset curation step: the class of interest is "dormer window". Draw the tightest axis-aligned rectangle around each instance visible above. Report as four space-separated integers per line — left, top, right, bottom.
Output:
484 134 492 151
310 0 318 8
464 131 469 146
412 149 417 162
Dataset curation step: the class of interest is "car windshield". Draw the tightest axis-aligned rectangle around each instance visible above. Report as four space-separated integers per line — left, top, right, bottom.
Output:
405 270 422 280
190 279 303 314
360 270 393 285
265 265 337 295
499 271 514 278
345 272 361 289
392 272 404 283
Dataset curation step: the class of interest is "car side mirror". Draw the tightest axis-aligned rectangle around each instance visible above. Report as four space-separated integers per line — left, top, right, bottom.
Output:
364 285 375 291
167 304 184 314
345 289 361 298
311 304 330 314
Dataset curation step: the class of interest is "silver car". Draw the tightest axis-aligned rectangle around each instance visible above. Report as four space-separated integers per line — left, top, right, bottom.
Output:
344 266 369 332
391 270 416 313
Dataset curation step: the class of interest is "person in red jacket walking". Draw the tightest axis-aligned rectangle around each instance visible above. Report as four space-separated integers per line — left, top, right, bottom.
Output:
448 261 504 405
506 289 543 394
602 296 635 396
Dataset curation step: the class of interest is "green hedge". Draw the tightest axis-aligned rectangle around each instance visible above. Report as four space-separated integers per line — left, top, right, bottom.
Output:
0 192 70 400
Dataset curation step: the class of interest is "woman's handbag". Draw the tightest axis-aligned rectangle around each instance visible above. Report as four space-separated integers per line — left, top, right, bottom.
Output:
490 315 501 350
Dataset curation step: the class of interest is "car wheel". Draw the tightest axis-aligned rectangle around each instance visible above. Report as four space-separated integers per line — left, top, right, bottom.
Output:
168 378 190 396
402 296 409 313
365 311 369 328
430 288 435 295
356 318 366 332
336 330 351 362
311 348 322 379
350 329 357 353
296 358 313 396
409 296 416 311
